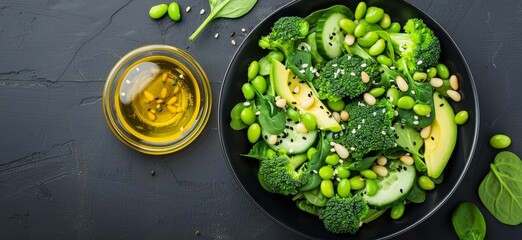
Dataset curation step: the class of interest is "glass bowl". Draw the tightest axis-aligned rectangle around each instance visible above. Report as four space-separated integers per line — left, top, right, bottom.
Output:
103 44 211 155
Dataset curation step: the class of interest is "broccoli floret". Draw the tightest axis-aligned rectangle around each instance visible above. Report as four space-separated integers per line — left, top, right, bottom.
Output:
313 54 380 102
258 16 309 59
338 99 396 160
319 195 369 234
389 18 441 73
258 153 309 196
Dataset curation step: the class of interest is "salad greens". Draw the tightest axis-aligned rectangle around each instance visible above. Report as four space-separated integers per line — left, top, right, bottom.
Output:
452 202 486 240
478 151 522 226
230 1 466 234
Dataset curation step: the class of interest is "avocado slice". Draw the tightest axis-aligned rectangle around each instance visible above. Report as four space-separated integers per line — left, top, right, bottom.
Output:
424 92 457 179
271 60 342 132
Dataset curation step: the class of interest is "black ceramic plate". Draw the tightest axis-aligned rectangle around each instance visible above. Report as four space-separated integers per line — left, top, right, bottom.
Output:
218 0 479 239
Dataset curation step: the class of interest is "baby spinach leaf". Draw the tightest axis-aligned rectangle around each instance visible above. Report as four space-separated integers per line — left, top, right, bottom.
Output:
396 81 435 128
348 154 379 171
303 188 328 207
257 94 286 135
478 151 522 225
452 202 486 240
305 5 353 26
189 0 258 40
407 180 426 203
299 134 329 191
296 200 320 216
241 141 269 160
230 102 248 130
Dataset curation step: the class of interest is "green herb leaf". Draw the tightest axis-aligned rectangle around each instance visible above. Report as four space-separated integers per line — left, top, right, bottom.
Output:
348 155 379 171
241 141 269 160
407 179 426 203
230 102 248 130
452 202 486 240
257 94 286 135
304 5 354 26
189 0 258 40
478 151 522 225
303 188 328 207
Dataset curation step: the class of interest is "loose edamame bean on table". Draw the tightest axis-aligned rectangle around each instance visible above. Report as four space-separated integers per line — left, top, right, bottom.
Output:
149 4 168 19
168 2 181 21
489 134 511 149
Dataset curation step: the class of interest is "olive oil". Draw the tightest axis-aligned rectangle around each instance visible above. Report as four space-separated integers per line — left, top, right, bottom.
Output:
115 56 200 143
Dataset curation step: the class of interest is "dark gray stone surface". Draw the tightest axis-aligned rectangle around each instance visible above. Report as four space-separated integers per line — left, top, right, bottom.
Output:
1 0 521 239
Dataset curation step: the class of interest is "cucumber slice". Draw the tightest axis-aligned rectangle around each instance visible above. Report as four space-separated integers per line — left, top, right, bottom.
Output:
262 120 317 155
315 12 346 59
358 161 416 209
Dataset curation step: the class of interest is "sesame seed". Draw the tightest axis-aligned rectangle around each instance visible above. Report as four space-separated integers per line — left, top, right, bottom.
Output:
243 101 251 106
186 6 191 12
255 111 260 115
351 129 356 134
361 63 367 68
330 142 336 146
414 115 419 120
413 120 419 125
330 148 336 152
381 131 386 135
302 63 309 68
336 177 341 181
241 28 246 32
125 79 131 84
313 170 318 174
350 72 356 76
339 159 344 164
411 90 416 94
417 60 423 65
214 33 219 38
121 92 126 96
200 9 205 14
350 147 355 151
332 64 338 67
231 40 236 45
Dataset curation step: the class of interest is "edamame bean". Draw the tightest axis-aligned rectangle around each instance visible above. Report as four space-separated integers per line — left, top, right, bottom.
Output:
247 123 261 143
354 23 367 38
354 2 367 20
390 202 405 219
413 72 427 81
167 2 181 21
369 87 385 97
455 110 469 125
240 108 256 125
247 61 259 80
319 166 335 180
339 18 356 34
287 107 300 122
418 175 435 190
379 13 391 29
241 83 255 100
397 96 415 109
336 165 350 178
427 67 437 78
365 179 378 196
302 113 317 131
489 134 511 149
436 63 450 79
325 154 340 165
337 178 351 198
358 32 380 48
386 88 400 105
377 55 393 66
267 51 284 63
327 99 345 112
413 104 432 116
386 22 401 33
349 176 366 190
307 147 317 161
365 6 385 24
361 169 377 179
258 57 271 76
369 39 386 56
251 75 267 94
149 4 168 19
321 180 335 198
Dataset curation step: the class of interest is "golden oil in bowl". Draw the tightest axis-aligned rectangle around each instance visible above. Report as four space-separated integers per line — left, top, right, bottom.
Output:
103 45 211 154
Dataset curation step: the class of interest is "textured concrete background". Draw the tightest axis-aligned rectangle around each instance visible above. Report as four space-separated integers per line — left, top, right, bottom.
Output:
1 0 521 239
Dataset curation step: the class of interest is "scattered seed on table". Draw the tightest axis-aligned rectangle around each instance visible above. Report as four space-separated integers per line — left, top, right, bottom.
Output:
231 40 236 45
230 31 235 37
185 6 191 12
214 33 219 38
241 28 246 32
150 170 156 176
200 9 205 15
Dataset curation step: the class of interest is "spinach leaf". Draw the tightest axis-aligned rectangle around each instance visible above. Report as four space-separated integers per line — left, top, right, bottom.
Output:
287 50 314 81
452 202 486 240
299 134 329 191
241 141 269 160
189 0 258 40
305 5 353 26
396 81 435 128
348 155 379 171
478 151 522 225
230 102 248 130
303 188 328 207
394 123 427 172
257 94 286 135
296 200 320 216
407 180 426 203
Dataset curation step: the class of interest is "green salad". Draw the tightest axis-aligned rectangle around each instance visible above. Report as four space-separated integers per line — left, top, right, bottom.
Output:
229 1 468 234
